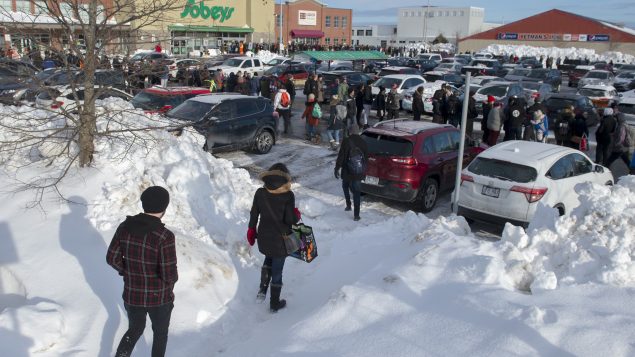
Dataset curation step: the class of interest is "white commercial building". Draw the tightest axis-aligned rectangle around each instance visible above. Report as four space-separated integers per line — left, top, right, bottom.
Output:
351 25 397 47
397 6 495 44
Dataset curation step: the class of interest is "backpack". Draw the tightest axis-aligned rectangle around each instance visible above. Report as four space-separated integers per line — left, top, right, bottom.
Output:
280 91 290 108
335 104 347 121
347 143 366 176
312 103 322 118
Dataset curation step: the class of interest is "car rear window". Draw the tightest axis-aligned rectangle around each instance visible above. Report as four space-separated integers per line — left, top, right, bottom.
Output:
478 85 508 97
131 91 184 110
168 100 214 121
361 132 413 156
468 157 538 183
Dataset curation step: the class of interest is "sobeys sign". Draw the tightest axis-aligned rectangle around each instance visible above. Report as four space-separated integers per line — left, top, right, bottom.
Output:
180 0 235 23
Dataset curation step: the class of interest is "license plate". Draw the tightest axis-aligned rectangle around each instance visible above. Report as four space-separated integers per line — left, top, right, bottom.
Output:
481 186 500 198
365 176 379 185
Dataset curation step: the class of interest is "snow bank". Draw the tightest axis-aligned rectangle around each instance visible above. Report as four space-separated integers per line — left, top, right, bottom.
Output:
499 178 635 292
482 44 635 63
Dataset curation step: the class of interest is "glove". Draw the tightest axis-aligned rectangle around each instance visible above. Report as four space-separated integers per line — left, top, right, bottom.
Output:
334 167 340 179
294 207 302 221
247 228 256 246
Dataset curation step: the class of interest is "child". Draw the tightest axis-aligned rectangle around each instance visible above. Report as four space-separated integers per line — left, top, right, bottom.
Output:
302 93 321 143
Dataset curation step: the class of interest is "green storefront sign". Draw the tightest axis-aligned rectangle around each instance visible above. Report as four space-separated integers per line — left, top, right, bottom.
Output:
180 0 234 23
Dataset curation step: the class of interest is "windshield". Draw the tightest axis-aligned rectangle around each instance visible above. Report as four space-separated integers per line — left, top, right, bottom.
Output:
478 85 508 97
267 58 285 66
167 100 214 121
510 68 531 76
617 72 635 79
578 88 610 97
470 60 495 67
373 77 403 88
131 91 185 110
585 71 608 79
527 69 548 79
468 157 537 183
361 132 414 156
618 103 635 115
222 58 244 67
130 53 149 61
520 82 541 90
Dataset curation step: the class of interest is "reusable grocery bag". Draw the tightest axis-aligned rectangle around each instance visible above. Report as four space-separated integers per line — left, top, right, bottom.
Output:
289 223 318 263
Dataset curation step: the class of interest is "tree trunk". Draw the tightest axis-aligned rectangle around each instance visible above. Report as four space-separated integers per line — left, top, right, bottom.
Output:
78 0 99 167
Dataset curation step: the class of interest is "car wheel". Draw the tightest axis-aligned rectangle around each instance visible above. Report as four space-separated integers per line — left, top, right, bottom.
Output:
254 130 274 154
418 178 438 213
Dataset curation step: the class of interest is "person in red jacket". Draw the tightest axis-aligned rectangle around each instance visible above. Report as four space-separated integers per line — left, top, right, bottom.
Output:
155 43 162 53
247 163 301 312
107 186 177 357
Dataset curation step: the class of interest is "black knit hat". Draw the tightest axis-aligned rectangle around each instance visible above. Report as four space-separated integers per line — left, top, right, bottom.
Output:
140 186 170 213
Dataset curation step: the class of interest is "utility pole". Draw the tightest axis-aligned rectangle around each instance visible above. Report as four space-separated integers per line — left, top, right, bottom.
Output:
279 0 283 55
452 72 471 215
423 0 431 49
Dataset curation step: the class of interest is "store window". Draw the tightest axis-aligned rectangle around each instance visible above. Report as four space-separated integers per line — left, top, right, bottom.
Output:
356 29 364 36
341 38 346 45
325 15 330 27
276 13 283 27
342 16 347 28
334 16 339 27
325 38 330 45
334 38 338 45
365 30 372 36
15 0 30 12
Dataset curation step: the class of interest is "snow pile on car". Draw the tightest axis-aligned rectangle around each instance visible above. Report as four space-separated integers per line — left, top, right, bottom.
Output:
482 44 635 64
498 178 635 292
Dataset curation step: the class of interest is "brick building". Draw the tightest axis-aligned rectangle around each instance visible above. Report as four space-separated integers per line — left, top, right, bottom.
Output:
274 0 352 48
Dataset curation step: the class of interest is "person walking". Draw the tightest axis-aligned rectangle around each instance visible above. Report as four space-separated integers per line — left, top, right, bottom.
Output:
302 93 320 142
334 124 369 221
273 87 292 135
327 95 346 150
285 74 296 106
376 86 386 121
431 86 445 124
570 112 589 151
412 86 424 121
595 108 617 165
481 96 495 143
486 102 505 146
337 77 349 103
386 84 400 120
361 80 373 128
504 96 526 141
531 110 549 143
554 106 574 146
250 72 260 96
344 88 357 137
247 163 301 312
260 75 271 99
605 114 631 168
355 84 364 126
303 73 319 99
317 74 325 103
107 186 178 357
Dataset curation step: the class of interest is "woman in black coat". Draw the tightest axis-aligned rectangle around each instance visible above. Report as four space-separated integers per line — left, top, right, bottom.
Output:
412 87 424 121
247 163 300 312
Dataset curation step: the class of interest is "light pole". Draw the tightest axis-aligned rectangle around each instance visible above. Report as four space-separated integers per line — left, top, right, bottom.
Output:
279 0 283 55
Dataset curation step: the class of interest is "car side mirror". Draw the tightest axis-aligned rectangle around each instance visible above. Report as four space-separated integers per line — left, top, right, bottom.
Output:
594 165 604 173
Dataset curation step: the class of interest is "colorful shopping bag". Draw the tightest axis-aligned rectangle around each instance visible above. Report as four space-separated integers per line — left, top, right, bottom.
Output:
289 223 318 263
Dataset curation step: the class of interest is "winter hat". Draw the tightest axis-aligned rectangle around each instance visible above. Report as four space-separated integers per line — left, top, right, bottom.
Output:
487 95 495 103
141 186 170 214
603 107 614 116
308 93 316 102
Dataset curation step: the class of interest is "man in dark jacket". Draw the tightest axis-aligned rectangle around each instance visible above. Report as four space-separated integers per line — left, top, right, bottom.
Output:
482 96 495 143
345 87 357 136
335 124 369 221
596 108 617 165
107 186 178 357
413 86 425 121
431 86 445 124
386 84 400 120
303 73 319 98
285 74 296 105
555 106 575 146
504 96 526 141
260 75 271 99
247 163 300 312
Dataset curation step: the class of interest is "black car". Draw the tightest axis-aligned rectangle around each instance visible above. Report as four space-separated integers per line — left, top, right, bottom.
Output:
322 71 376 101
406 59 438 72
522 68 562 91
0 59 39 104
558 58 583 73
520 59 543 69
461 59 504 76
364 60 388 74
543 93 600 128
167 94 277 154
422 72 464 87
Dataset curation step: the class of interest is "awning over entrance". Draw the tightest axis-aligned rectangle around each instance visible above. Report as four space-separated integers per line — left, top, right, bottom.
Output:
290 29 324 38
168 25 254 33
300 50 389 61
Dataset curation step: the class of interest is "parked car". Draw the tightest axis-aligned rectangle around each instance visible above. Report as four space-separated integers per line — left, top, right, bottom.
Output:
465 75 505 92
35 85 132 112
504 67 531 82
456 54 473 64
614 71 635 92
263 57 292 70
441 57 469 65
406 59 438 72
264 64 310 88
378 66 420 77
0 59 39 104
417 53 443 62
576 85 618 109
543 93 600 127
364 60 389 74
616 64 635 74
167 94 277 154
370 74 426 103
461 59 503 76
520 58 543 69
433 63 462 73
210 56 265 76
471 81 524 114
387 57 410 67
130 86 211 114
558 58 583 73
321 71 376 101
578 70 615 88
423 71 464 86
402 81 445 112
522 68 562 91
519 81 554 106
316 61 353 74
567 65 595 87
457 141 613 227
473 53 494 59
361 120 484 212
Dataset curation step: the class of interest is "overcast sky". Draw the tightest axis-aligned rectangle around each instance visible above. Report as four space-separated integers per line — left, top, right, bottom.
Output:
319 0 635 28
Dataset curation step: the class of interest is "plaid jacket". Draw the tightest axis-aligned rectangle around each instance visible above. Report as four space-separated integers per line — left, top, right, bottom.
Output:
107 214 178 307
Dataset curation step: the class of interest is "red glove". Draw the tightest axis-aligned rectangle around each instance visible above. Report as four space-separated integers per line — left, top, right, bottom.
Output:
247 228 256 246
294 208 302 221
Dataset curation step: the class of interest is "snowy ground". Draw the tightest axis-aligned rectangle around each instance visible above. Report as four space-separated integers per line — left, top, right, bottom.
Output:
1 95 635 356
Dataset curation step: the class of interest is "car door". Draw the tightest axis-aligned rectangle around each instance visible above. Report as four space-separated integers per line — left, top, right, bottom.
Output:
231 98 262 145
205 101 235 148
430 131 458 190
545 154 578 213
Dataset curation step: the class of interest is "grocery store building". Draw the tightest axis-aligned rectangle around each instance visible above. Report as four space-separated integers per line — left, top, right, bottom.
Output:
274 0 352 47
458 9 635 56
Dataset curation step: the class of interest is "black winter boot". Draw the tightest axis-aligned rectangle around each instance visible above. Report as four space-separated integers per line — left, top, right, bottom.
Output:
256 265 272 303
270 284 287 312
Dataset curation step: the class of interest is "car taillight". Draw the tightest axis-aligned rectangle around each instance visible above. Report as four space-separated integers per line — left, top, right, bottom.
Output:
391 157 417 165
460 174 474 185
510 186 547 203
51 101 64 109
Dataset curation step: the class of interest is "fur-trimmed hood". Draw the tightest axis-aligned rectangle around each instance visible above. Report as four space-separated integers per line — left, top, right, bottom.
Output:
259 169 292 194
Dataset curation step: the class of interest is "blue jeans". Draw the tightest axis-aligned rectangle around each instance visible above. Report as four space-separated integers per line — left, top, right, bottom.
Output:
264 256 286 286
305 122 317 138
327 129 341 143
342 179 361 217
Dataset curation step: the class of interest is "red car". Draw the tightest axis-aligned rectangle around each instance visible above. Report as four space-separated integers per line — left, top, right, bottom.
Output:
361 120 484 212
567 66 593 87
130 86 211 114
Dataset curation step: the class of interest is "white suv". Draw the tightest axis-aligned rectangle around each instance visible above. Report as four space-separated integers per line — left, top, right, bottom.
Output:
457 141 613 227
210 56 265 76
371 74 426 97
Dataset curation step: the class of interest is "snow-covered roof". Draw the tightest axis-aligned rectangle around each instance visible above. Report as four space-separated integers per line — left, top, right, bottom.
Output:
599 21 635 37
0 10 120 25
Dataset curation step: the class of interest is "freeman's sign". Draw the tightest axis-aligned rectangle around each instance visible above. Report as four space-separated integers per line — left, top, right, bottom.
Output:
180 0 235 23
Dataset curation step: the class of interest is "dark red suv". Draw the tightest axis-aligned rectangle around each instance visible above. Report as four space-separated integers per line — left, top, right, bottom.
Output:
130 86 211 114
360 120 484 212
